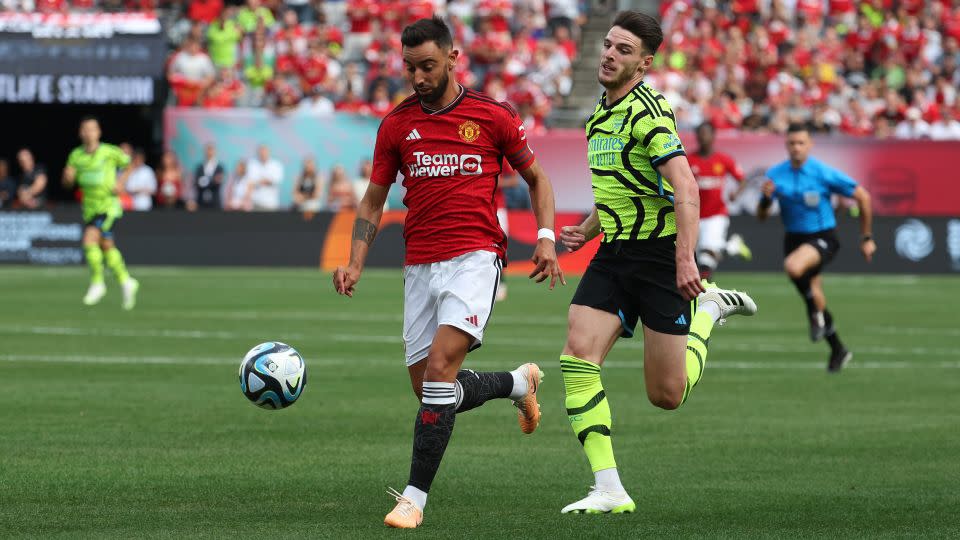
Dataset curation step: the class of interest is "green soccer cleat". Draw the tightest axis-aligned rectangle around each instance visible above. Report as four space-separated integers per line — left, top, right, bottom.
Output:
561 487 636 514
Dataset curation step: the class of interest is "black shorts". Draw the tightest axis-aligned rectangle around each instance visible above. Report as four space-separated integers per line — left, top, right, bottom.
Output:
784 229 840 274
84 213 121 239
571 236 691 337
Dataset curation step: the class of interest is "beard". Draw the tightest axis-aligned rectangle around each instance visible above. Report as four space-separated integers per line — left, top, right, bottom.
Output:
418 70 450 106
599 61 641 89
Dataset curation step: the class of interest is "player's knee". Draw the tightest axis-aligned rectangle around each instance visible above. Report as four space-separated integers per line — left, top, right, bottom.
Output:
648 387 683 410
562 334 596 363
784 259 804 278
423 351 458 382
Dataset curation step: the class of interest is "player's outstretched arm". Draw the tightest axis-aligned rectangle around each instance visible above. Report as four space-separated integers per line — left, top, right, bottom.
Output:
518 160 565 289
658 156 705 301
852 186 875 263
62 165 76 189
333 182 389 297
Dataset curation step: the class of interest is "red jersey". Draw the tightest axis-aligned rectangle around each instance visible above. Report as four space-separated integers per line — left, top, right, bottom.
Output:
370 88 536 265
687 151 744 218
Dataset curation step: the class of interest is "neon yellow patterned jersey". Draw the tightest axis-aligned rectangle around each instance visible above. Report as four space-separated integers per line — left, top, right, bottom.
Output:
66 143 130 221
585 81 685 242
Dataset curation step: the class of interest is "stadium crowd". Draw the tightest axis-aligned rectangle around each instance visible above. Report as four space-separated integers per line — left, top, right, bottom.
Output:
650 0 960 139
162 0 583 133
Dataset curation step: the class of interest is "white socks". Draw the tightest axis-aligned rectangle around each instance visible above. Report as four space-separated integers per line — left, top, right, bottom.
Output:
700 300 722 323
594 467 625 492
402 485 428 510
508 368 527 400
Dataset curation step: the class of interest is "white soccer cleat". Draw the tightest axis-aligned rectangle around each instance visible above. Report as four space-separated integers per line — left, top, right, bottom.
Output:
725 233 753 261
698 284 757 325
561 486 636 514
121 278 140 311
82 282 107 306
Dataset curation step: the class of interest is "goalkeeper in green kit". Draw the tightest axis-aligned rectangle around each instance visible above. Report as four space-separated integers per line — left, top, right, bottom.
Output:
63 116 140 310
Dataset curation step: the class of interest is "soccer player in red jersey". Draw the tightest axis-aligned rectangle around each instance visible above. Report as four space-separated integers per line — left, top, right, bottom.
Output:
332 17 564 528
686 121 752 279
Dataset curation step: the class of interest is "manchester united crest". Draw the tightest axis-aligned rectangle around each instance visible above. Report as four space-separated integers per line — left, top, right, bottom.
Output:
458 121 480 143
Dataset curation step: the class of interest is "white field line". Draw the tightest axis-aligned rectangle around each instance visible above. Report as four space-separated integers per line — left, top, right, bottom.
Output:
147 309 960 336
2 353 959 370
1 325 958 358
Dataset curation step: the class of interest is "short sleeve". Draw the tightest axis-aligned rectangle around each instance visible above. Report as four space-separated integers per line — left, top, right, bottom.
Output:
637 115 685 167
764 166 780 198
724 154 745 181
110 145 131 169
823 164 857 197
370 116 401 186
496 103 536 172
66 149 79 168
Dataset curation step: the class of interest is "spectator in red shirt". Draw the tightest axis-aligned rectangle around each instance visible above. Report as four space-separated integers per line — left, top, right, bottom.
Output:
201 67 245 108
188 0 223 24
275 9 312 58
157 151 185 210
368 81 392 118
299 40 331 94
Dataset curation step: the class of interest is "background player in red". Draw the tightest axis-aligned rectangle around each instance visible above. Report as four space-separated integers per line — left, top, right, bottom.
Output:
332 17 564 529
687 121 752 279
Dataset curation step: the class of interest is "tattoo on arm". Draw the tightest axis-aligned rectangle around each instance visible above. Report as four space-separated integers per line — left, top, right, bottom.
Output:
353 218 377 245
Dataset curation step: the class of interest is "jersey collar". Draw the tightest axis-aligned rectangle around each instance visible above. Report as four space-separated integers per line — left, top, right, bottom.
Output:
420 84 466 116
600 79 645 111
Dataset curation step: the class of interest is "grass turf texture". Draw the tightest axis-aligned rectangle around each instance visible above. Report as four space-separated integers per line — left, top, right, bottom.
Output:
1 266 958 539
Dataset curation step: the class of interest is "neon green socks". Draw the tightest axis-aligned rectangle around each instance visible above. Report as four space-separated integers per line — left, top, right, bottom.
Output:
84 244 104 284
561 355 616 472
681 308 716 405
103 247 130 284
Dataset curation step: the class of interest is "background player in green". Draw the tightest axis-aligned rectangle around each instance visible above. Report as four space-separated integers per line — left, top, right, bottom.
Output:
63 116 140 310
557 11 758 514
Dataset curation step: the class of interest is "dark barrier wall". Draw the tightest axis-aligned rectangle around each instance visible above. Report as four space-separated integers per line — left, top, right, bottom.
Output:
2 210 959 274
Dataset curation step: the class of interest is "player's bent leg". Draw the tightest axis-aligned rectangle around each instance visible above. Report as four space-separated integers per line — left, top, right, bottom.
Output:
82 225 106 305
784 245 825 341
641 328 687 410
561 305 634 514
101 238 138 310
388 326 471 528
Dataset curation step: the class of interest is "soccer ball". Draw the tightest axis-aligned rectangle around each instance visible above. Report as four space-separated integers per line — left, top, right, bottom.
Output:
239 342 307 409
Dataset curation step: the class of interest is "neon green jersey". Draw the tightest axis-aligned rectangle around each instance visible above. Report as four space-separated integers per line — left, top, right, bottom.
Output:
585 81 685 242
67 143 130 221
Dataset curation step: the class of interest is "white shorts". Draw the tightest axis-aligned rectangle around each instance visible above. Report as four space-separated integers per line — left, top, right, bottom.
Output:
698 214 730 253
402 250 502 366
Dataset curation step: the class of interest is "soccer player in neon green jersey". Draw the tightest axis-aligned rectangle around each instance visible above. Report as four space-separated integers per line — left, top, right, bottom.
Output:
62 116 140 309
556 11 758 514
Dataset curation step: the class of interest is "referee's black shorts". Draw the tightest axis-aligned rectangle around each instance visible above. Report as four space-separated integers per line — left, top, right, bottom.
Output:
571 236 691 337
784 228 840 275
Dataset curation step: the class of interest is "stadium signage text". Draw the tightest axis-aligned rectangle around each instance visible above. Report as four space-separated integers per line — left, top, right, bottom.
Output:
0 74 153 104
0 13 161 38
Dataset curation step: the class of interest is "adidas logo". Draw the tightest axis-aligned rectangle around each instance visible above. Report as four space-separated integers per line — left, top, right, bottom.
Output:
405 128 422 141
465 314 478 326
674 314 687 325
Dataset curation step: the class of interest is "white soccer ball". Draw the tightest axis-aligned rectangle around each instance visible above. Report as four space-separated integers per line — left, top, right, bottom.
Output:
239 342 307 409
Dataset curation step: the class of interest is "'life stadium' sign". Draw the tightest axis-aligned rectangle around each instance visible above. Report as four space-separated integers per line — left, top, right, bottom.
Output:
0 74 154 105
0 13 165 105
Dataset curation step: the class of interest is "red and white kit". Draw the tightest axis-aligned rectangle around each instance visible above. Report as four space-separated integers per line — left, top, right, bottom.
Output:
688 151 744 253
370 87 535 365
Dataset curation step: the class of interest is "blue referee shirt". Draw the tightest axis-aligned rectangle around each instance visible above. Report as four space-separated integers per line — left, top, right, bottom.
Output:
766 157 858 234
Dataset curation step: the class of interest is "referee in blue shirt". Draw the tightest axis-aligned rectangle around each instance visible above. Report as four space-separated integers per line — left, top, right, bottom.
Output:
758 123 876 372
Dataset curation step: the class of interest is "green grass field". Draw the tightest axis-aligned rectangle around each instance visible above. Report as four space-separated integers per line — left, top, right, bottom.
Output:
1 266 959 539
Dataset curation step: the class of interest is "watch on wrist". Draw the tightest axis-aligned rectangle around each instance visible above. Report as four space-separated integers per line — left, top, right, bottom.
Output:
861 234 873 243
